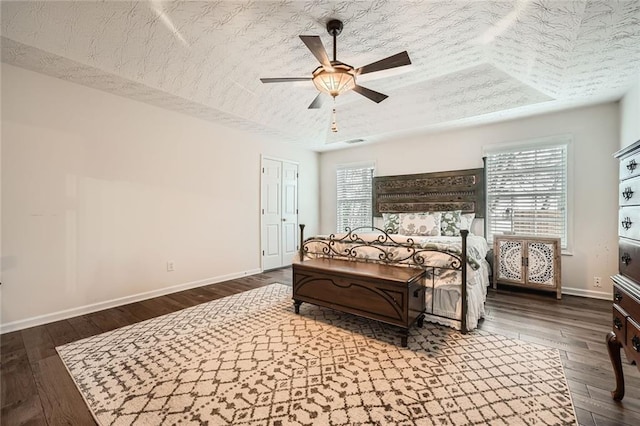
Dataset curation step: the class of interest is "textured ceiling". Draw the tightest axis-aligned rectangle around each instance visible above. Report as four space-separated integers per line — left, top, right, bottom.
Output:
2 1 640 151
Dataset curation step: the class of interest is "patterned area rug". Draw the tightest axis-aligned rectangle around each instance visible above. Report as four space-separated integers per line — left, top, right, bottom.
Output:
57 283 576 425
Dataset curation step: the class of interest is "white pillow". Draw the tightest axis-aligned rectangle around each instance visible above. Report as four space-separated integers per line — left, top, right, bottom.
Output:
399 212 442 236
460 213 475 230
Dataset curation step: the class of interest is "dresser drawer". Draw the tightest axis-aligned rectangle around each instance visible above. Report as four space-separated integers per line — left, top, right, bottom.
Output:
625 317 640 364
613 283 640 320
619 207 640 239
621 151 640 181
619 178 640 206
613 304 627 343
619 239 640 283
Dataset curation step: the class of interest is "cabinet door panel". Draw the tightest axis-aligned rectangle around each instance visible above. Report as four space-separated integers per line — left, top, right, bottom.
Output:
526 241 557 286
496 239 524 284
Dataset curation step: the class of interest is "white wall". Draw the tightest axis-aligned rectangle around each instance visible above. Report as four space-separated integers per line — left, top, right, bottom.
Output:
320 103 620 298
621 75 640 149
1 64 319 331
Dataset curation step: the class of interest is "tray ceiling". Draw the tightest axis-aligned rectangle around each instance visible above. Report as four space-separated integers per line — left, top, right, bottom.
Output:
2 1 640 151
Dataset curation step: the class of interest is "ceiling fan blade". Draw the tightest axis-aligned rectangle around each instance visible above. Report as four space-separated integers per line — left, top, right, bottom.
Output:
260 77 312 83
308 93 324 109
353 85 388 103
356 51 411 75
299 35 332 68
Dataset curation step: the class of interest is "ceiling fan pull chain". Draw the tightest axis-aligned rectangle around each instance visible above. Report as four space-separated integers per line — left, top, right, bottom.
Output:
331 99 338 133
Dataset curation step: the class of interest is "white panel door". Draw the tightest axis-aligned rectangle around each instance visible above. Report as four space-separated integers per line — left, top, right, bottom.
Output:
262 159 282 270
281 162 298 266
261 158 298 270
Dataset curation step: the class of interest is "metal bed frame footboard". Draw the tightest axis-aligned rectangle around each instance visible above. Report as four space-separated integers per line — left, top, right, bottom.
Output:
297 224 470 333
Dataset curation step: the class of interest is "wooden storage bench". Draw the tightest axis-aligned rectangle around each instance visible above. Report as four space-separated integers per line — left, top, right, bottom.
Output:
292 258 426 347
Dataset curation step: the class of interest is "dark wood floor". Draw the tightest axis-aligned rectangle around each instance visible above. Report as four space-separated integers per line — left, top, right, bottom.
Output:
2 268 639 426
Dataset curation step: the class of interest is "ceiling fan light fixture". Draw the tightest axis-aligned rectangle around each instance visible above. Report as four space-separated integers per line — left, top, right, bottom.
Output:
312 64 356 97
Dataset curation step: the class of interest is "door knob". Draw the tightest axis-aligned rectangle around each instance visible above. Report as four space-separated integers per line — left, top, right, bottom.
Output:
282 218 286 222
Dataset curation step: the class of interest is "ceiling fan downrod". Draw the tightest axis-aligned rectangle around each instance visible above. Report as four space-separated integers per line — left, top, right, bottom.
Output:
326 19 343 63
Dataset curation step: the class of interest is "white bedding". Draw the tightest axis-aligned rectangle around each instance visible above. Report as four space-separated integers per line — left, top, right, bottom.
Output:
423 258 490 330
300 232 491 331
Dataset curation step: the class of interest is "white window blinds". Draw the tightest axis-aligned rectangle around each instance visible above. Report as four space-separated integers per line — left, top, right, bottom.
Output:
486 141 569 248
336 163 374 232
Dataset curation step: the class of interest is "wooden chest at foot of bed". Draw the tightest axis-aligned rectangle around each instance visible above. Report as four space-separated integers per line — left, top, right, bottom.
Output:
292 258 426 347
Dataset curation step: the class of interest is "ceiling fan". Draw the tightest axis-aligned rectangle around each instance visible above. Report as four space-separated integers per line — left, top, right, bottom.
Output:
260 19 412 112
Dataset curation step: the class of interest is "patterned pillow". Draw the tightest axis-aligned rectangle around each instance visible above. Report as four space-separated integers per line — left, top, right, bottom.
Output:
382 213 400 234
398 212 442 236
440 210 462 236
460 213 475 231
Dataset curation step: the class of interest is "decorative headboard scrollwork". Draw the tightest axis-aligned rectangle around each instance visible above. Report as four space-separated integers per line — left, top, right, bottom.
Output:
373 167 485 218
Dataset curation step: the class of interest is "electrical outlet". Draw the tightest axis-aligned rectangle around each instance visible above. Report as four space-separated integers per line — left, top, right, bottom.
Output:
594 276 602 288
167 261 175 272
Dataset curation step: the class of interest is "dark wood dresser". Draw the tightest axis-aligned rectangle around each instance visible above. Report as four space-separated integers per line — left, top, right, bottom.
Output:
608 139 640 401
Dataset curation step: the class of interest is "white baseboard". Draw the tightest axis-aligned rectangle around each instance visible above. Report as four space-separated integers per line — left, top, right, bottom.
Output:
0 268 262 334
562 286 612 300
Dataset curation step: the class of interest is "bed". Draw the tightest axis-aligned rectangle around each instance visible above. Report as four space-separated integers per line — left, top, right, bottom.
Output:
297 167 489 333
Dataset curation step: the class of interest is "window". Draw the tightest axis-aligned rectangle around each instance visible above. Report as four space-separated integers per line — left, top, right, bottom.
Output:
336 163 375 232
485 137 570 249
